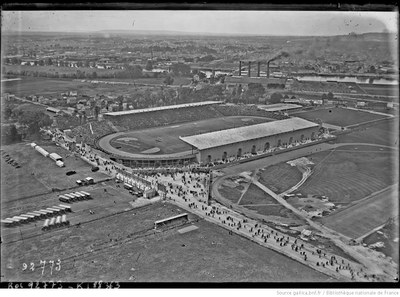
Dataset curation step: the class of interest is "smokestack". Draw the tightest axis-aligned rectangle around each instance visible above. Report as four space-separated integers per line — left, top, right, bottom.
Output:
267 61 270 78
257 62 261 77
239 61 242 76
248 61 251 77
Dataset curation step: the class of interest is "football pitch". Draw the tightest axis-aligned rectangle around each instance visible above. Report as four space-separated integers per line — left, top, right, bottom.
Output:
292 107 389 127
105 116 272 155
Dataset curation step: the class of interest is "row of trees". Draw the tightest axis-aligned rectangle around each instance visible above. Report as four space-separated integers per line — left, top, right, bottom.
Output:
2 101 53 141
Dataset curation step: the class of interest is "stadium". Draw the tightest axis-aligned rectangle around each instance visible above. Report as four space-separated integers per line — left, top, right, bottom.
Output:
73 101 323 168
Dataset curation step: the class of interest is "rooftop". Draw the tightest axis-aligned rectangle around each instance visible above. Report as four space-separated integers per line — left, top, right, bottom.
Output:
257 103 303 112
103 101 222 117
180 117 319 150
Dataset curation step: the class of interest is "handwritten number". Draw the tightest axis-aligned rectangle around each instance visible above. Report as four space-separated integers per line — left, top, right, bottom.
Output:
40 260 46 276
55 259 61 271
49 260 54 275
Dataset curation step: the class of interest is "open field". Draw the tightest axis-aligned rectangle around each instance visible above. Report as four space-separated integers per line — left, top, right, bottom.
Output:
0 141 110 202
106 116 271 155
1 181 136 243
1 201 330 282
335 118 398 147
2 76 183 98
359 84 399 96
1 77 91 97
100 77 191 86
246 205 299 220
218 184 243 205
363 216 399 263
320 185 398 240
239 183 278 205
298 147 396 205
4 64 122 77
257 163 303 194
292 107 389 127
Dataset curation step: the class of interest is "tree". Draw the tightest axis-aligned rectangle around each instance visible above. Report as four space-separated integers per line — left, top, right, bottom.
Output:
270 92 283 104
1 124 21 144
164 75 174 85
14 105 53 135
327 92 334 100
368 65 376 73
91 71 98 79
198 71 207 80
171 63 191 76
145 59 153 71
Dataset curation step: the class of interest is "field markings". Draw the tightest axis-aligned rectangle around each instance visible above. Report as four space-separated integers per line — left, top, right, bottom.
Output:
239 203 281 207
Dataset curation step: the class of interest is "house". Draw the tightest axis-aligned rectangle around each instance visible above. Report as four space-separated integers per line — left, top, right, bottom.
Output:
300 229 312 241
67 97 77 104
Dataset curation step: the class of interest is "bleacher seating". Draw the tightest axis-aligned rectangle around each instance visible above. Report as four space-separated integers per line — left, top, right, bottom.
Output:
70 103 289 147
290 80 361 94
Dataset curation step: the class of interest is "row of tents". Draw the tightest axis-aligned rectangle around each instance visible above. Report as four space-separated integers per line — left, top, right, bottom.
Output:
1 204 72 227
42 214 70 231
31 143 65 167
59 191 92 203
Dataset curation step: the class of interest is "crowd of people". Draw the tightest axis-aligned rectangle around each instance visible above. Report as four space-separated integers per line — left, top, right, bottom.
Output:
71 121 116 146
290 81 363 94
53 133 393 282
214 104 289 120
150 171 382 282
65 103 294 149
107 105 222 132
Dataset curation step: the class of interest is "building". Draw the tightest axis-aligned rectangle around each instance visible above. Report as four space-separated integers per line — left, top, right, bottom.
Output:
180 117 320 164
257 103 303 113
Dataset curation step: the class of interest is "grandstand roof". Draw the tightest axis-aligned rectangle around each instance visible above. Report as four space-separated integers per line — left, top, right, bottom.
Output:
257 103 303 112
180 117 319 150
103 101 223 116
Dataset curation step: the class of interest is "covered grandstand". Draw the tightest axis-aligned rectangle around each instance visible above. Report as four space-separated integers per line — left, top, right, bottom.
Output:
180 117 320 164
103 101 223 118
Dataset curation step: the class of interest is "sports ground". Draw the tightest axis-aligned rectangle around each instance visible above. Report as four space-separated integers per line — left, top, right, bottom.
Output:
298 146 396 205
0 142 110 203
292 107 390 127
320 185 398 239
103 116 272 156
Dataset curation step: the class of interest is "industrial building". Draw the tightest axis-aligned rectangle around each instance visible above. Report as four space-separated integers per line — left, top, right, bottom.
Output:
180 117 320 164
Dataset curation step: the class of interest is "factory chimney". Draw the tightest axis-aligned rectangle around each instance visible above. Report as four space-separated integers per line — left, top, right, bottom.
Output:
257 62 261 77
248 61 251 77
239 61 242 76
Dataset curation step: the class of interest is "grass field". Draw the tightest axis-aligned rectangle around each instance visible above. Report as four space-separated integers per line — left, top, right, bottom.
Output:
107 116 271 155
298 147 396 205
100 77 192 86
359 84 399 97
257 163 303 194
246 205 300 221
363 216 399 263
320 185 398 239
1 201 330 282
2 77 92 97
1 76 184 98
335 118 398 147
292 107 389 127
0 141 110 202
239 183 278 206
218 184 243 205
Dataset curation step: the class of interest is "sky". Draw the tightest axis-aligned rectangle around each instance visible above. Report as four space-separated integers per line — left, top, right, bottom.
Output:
1 10 398 36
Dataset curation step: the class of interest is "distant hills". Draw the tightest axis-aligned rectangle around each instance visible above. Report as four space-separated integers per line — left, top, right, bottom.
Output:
2 29 396 39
